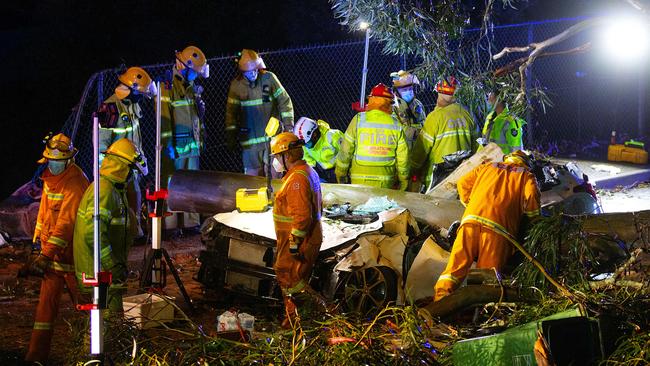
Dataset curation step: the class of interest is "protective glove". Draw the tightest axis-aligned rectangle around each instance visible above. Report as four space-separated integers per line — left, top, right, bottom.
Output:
31 253 51 273
226 129 238 150
398 179 409 191
289 234 304 255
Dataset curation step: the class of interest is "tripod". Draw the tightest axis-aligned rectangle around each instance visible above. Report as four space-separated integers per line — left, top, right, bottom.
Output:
139 80 194 311
140 240 194 311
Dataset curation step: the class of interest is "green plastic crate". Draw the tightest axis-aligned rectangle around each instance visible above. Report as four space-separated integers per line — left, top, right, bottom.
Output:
452 308 583 366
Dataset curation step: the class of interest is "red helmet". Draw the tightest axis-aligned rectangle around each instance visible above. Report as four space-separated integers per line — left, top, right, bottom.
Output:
370 83 394 99
436 76 459 95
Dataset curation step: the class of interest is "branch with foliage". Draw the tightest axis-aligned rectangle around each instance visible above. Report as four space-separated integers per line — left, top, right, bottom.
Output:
329 0 546 118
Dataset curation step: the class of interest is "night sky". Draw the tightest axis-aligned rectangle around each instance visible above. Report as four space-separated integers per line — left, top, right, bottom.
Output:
0 0 619 199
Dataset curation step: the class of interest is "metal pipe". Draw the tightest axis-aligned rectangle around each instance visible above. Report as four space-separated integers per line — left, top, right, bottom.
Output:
91 115 103 355
152 82 162 252
167 170 465 229
152 81 162 285
359 29 370 109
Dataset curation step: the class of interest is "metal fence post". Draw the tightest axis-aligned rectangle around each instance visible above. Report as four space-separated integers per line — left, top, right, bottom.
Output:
97 71 104 109
526 24 534 147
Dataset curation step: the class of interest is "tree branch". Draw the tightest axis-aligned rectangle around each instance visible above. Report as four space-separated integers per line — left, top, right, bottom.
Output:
492 18 606 101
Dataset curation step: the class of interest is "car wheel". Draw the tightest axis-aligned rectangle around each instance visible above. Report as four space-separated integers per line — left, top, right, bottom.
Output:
344 265 397 316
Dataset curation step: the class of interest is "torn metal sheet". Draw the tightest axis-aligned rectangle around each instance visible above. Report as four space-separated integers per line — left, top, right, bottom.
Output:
403 236 450 302
211 210 384 251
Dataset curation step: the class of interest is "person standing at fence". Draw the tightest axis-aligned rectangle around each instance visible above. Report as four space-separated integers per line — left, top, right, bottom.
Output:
159 45 209 232
410 76 478 189
391 70 426 149
225 49 294 176
293 117 343 183
335 83 409 190
24 133 89 364
74 138 148 313
478 90 526 154
97 66 157 240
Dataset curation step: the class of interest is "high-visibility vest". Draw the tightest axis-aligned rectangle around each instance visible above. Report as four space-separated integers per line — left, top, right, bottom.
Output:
482 107 526 154
354 110 403 167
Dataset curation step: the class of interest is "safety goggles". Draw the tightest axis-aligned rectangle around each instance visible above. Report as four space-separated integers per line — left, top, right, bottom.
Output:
43 133 73 152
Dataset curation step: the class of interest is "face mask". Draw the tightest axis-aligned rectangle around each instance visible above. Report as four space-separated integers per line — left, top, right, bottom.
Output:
272 157 285 173
243 70 258 82
182 68 199 82
399 89 415 103
126 92 144 104
48 160 67 175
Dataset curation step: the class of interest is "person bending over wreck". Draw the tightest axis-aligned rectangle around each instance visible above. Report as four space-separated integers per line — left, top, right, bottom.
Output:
434 150 540 301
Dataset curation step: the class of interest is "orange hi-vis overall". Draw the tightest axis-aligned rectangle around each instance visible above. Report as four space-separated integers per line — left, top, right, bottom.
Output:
272 161 323 295
434 161 540 301
26 164 89 362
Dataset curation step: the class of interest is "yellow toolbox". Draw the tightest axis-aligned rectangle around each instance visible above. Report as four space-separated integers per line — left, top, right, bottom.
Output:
607 143 648 165
236 187 272 212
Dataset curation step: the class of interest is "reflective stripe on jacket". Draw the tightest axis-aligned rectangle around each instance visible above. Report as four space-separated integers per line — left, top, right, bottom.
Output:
410 103 477 187
73 155 137 289
35 164 89 273
303 120 343 170
272 162 322 292
481 107 526 154
225 71 294 150
159 69 203 159
335 109 409 188
457 161 540 241
99 94 143 153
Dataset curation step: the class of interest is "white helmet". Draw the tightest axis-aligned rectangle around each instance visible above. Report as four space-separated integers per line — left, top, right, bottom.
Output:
293 117 318 144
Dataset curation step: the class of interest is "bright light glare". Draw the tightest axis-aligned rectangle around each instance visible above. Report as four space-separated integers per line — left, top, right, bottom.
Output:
601 18 649 63
359 21 370 30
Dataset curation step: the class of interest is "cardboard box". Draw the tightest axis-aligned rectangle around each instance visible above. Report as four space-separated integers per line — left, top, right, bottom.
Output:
123 293 175 329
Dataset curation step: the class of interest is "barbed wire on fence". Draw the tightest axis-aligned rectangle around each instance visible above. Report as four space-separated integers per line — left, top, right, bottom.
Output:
61 17 642 181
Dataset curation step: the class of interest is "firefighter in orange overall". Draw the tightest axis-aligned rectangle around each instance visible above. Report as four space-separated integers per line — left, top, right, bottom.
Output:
270 132 328 328
434 150 540 301
24 133 89 363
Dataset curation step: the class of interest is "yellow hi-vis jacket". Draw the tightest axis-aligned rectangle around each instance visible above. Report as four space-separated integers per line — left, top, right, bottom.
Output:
480 107 526 154
225 71 294 150
98 94 143 154
410 103 477 187
73 155 137 289
335 109 409 189
303 120 344 170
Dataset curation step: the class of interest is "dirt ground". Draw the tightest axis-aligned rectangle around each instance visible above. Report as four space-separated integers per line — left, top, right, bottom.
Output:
0 231 283 365
1 184 649 365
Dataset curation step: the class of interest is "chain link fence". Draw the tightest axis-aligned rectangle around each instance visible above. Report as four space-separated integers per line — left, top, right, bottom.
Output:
62 17 644 181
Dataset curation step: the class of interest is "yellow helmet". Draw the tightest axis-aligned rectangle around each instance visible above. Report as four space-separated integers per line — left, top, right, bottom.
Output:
116 67 156 99
238 49 266 72
176 45 209 77
105 138 148 175
270 132 304 155
38 132 78 163
391 70 419 88
504 150 533 170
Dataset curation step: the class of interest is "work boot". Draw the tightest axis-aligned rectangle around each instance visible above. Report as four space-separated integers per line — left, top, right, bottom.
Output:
281 296 299 329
